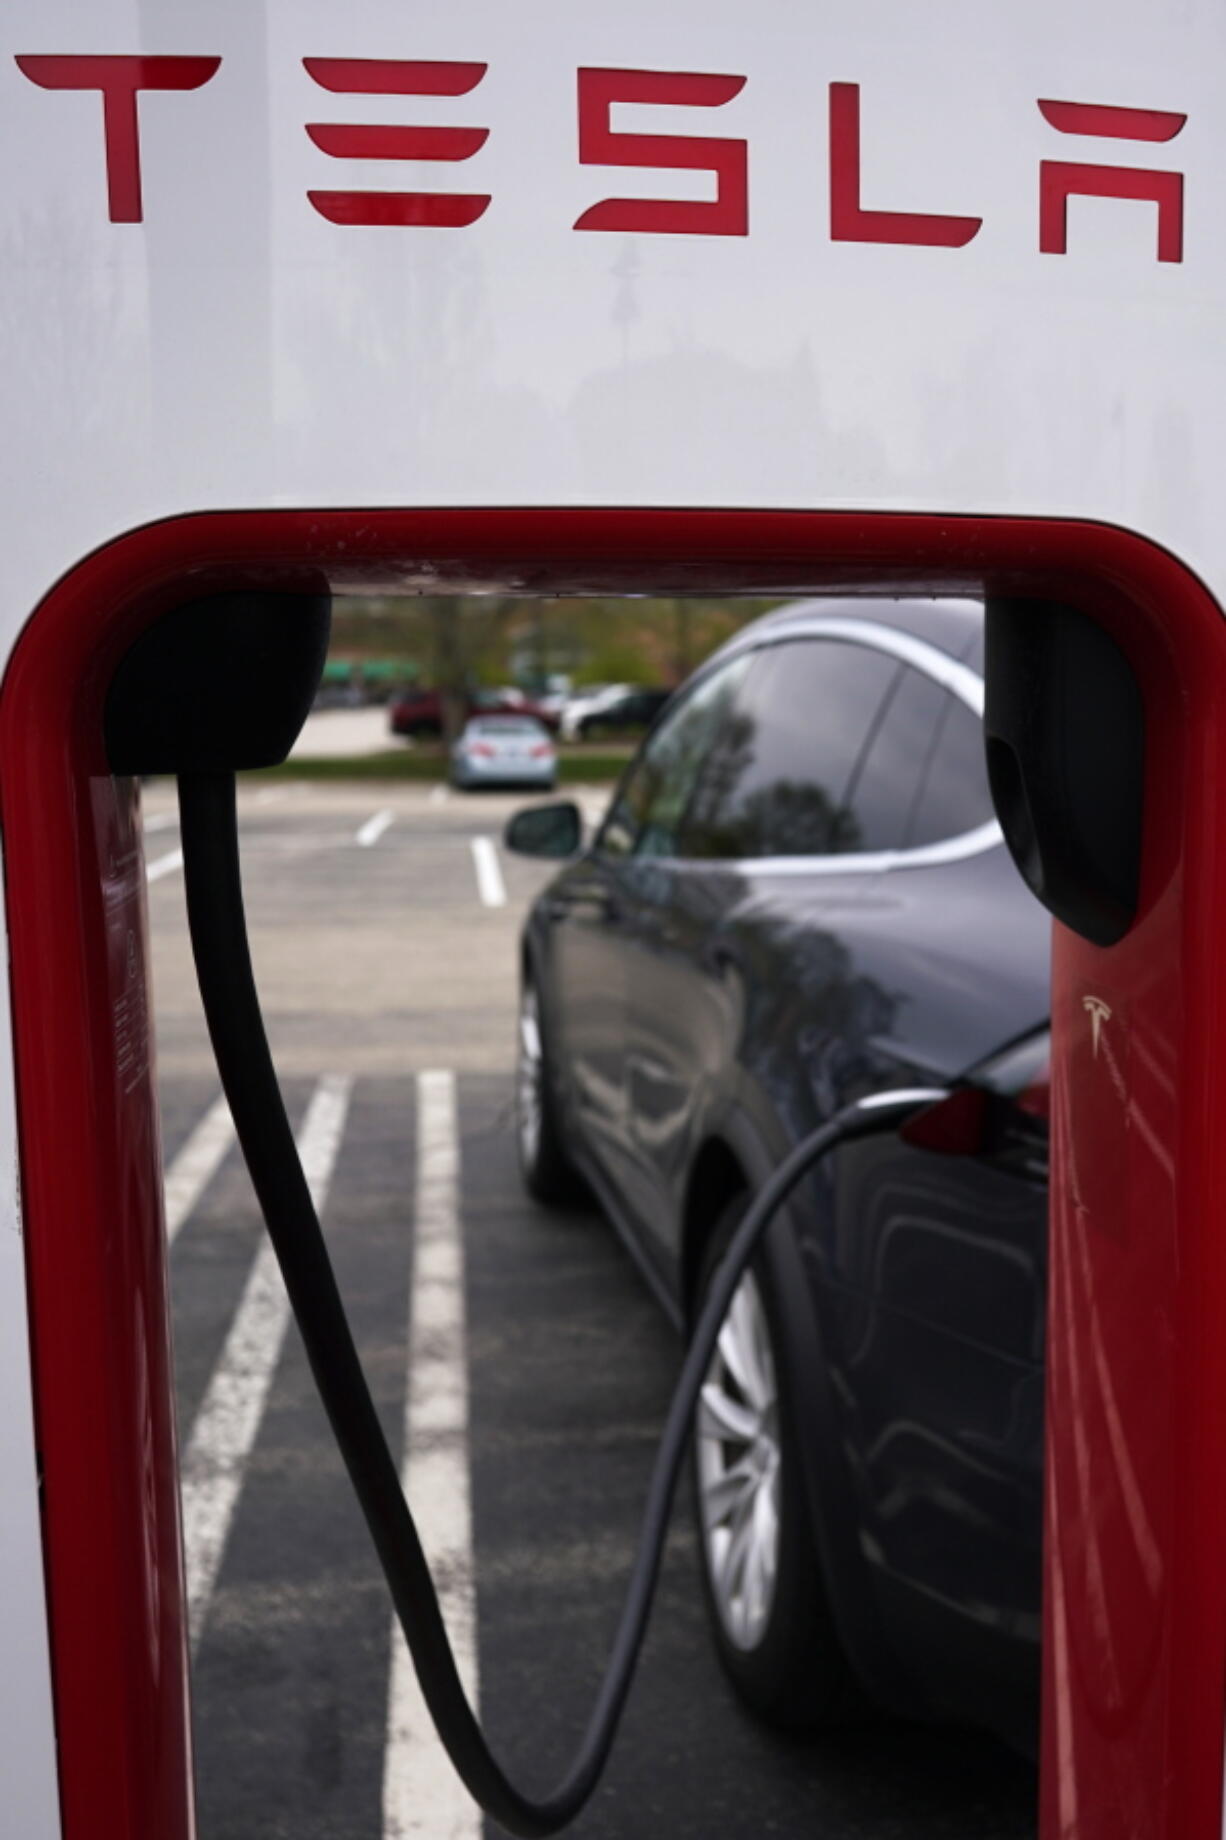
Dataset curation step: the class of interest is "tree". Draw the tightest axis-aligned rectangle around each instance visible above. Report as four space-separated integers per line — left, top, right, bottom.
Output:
420 596 523 744
329 592 784 738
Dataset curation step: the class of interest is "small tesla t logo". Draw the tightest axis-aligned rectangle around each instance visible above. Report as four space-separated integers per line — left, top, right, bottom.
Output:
1083 995 1112 1057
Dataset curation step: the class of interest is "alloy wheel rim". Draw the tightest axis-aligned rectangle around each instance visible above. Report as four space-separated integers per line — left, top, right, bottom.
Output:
517 985 544 1166
696 1266 781 1651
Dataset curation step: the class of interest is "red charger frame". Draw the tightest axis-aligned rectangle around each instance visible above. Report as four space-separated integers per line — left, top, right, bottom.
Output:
1 508 1223 1840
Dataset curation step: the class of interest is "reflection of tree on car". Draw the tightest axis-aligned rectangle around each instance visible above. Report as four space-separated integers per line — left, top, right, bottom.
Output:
706 778 861 859
739 895 900 1115
639 688 864 859
505 596 1050 1757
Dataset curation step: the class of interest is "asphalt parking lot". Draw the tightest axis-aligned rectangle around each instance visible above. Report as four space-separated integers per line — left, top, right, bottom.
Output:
143 776 1037 1840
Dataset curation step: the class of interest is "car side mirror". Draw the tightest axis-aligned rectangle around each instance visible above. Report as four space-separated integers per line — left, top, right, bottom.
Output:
504 801 582 858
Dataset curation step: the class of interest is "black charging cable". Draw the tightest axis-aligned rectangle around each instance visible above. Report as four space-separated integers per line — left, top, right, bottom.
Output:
177 766 947 1837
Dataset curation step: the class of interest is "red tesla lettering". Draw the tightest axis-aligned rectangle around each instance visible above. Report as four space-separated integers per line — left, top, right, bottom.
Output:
1037 99 1186 143
304 58 490 228
574 68 747 236
1037 99 1186 262
829 83 981 248
14 55 220 223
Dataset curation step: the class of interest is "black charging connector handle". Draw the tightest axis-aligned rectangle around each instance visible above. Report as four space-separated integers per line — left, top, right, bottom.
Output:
176 768 942 1839
983 597 1145 947
106 590 331 775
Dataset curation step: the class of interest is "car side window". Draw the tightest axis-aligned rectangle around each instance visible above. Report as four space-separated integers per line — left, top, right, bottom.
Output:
597 774 649 859
596 655 750 861
904 690 996 846
846 664 950 850
680 638 901 859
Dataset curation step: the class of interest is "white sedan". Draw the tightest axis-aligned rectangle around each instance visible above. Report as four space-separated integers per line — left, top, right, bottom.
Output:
558 682 630 741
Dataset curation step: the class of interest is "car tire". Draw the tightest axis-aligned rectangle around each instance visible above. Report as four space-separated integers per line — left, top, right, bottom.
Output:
692 1197 860 1729
516 975 583 1205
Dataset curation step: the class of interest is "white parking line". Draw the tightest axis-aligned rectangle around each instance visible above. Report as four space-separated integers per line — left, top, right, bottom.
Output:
469 837 506 908
179 1073 352 1650
357 809 396 848
164 1094 235 1248
383 1070 479 1840
146 847 184 884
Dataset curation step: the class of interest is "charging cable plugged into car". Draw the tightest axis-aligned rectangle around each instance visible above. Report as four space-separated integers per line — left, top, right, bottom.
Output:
106 589 986 1835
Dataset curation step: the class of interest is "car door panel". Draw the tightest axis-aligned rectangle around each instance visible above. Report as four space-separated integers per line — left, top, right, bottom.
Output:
618 862 745 1272
783 853 1048 1723
543 857 632 1186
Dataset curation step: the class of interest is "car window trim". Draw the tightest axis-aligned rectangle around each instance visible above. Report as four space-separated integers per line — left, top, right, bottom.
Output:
726 617 986 715
694 815 1004 877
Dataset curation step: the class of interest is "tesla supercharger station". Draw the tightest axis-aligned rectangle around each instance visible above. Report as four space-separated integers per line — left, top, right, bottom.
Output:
1 4 1225 1837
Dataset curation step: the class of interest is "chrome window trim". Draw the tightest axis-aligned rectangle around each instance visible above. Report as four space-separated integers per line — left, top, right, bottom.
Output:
710 817 1004 878
725 615 985 716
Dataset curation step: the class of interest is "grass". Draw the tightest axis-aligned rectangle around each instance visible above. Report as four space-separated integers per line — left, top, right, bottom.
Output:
245 749 630 784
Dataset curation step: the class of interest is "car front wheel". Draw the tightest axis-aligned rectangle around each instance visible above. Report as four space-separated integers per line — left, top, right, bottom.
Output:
515 976 582 1205
693 1200 859 1728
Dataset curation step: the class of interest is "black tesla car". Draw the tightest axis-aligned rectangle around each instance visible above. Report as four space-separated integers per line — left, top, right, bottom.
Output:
505 597 1051 1754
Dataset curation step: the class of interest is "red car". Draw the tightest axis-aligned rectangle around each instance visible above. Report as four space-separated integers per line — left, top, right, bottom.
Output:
389 687 559 739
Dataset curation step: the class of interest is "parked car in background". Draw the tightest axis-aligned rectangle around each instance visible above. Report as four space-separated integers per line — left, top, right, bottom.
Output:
526 686 570 725
558 683 631 741
450 715 557 791
575 686 672 739
505 596 1050 1755
390 687 559 739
